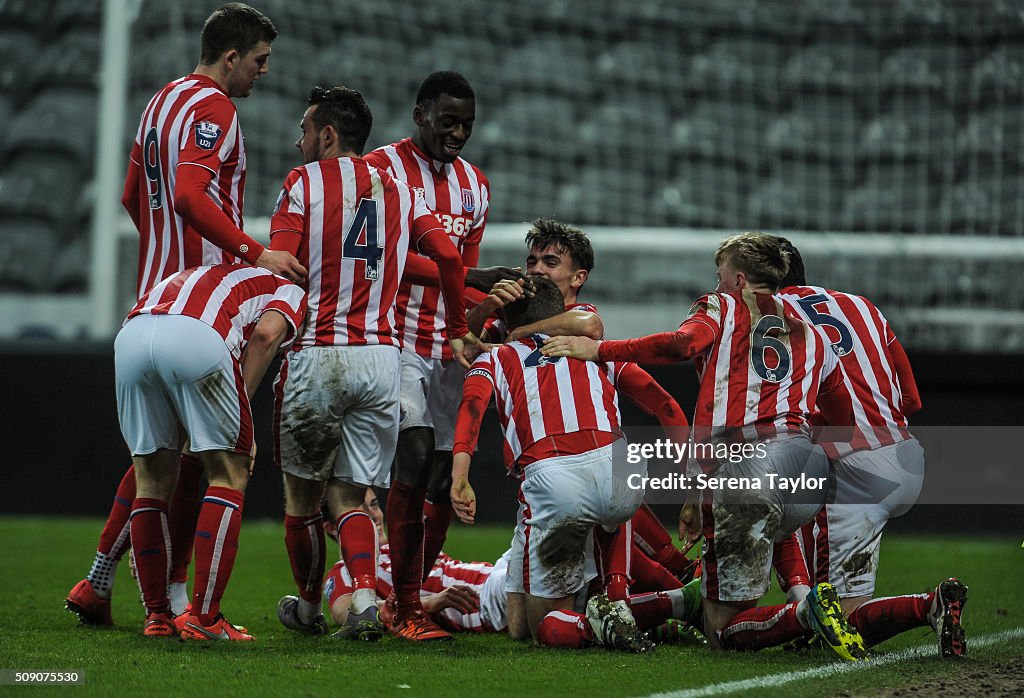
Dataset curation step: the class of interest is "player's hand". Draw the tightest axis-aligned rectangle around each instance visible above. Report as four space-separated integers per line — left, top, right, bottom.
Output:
256 248 308 283
451 331 485 369
451 477 477 525
421 585 480 615
679 500 702 551
541 335 600 361
466 266 527 292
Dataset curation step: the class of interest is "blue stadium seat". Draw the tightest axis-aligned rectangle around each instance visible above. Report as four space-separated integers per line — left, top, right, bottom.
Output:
840 163 936 232
4 89 97 167
0 217 59 292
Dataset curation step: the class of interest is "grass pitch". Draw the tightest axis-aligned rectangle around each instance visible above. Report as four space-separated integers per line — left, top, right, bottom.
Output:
2 517 1022 697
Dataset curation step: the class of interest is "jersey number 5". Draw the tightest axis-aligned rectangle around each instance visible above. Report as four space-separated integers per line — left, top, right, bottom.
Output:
795 294 854 356
343 198 383 280
750 315 792 383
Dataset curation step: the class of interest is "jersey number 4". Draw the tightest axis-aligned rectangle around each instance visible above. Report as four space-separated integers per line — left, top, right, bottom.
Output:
343 198 383 280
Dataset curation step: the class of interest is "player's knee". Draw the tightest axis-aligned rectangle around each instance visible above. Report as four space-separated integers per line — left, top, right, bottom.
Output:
393 427 434 487
537 611 591 649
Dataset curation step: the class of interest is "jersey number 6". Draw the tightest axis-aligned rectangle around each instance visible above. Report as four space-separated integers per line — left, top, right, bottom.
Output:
750 314 792 383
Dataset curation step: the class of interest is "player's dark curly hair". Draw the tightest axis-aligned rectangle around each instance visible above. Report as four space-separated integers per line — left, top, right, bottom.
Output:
308 86 373 154
525 218 594 273
416 71 475 108
773 236 807 288
502 277 564 332
200 3 277 65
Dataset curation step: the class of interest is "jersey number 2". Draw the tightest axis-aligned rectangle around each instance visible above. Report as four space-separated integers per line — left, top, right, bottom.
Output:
750 315 792 383
343 198 383 280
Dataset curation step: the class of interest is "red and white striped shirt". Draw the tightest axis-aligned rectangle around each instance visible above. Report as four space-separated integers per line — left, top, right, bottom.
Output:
269 157 445 349
779 285 913 455
127 264 306 360
364 138 489 360
459 336 625 473
130 74 246 297
685 290 842 440
324 544 498 632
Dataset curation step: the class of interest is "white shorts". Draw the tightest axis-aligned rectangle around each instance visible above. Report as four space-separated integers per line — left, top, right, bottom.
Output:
398 350 465 450
115 314 251 456
700 435 830 603
275 344 400 487
822 438 925 598
505 440 646 599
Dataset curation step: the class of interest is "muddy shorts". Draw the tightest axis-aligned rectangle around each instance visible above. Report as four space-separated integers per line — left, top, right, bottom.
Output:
397 350 464 450
700 435 830 603
274 344 400 487
115 314 251 456
816 438 925 598
505 440 645 599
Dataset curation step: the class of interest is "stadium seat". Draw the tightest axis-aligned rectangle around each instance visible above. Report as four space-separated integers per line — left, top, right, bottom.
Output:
0 0 49 31
687 37 791 102
484 167 561 224
577 98 672 160
669 98 767 170
0 29 37 100
840 163 937 233
748 166 844 231
52 233 91 294
476 93 579 166
781 41 880 95
498 38 595 102
52 1 102 33
955 106 1024 168
4 89 97 167
0 217 59 293
764 96 863 164
878 45 956 102
857 100 954 161
969 45 1024 104
27 28 100 93
942 176 1021 234
128 34 192 92
0 152 85 230
651 164 752 229
860 0 955 44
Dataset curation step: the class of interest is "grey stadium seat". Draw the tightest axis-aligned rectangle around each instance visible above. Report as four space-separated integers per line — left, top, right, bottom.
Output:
669 98 766 170
4 89 97 167
857 99 954 162
28 28 100 92
0 152 85 226
969 45 1024 104
651 163 753 229
0 217 59 293
764 95 863 164
781 41 880 95
840 162 937 233
0 29 37 101
748 165 844 232
955 107 1024 167
498 38 595 102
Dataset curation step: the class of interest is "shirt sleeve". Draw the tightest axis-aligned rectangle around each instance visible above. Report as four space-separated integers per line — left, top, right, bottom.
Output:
452 354 495 456
177 95 239 174
598 322 717 364
261 281 308 348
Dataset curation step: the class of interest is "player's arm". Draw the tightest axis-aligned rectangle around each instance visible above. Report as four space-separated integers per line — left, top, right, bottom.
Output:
542 320 716 364
507 309 604 343
122 144 143 231
414 218 482 368
889 337 922 416
421 585 481 616
239 310 293 398
816 365 855 437
467 278 530 337
175 165 307 282
615 363 689 435
450 369 492 524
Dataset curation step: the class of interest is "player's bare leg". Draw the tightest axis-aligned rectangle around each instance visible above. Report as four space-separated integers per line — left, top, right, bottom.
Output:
506 592 530 641
327 478 384 641
278 473 329 635
702 597 756 650
524 593 576 641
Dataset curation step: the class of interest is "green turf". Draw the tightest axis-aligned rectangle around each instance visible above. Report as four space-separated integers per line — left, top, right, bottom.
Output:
1 517 1021 697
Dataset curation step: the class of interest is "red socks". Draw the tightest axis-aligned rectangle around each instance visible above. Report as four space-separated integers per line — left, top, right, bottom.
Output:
773 533 811 593
627 591 677 631
336 509 378 589
630 545 685 592
718 603 807 650
168 454 203 584
848 593 932 647
191 486 244 625
631 504 693 579
386 480 427 618
422 498 453 581
129 497 170 614
595 522 632 601
538 610 594 648
284 512 326 605
98 465 136 559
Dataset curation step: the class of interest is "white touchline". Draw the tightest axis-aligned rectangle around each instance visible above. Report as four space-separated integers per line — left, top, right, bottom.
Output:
637 627 1024 698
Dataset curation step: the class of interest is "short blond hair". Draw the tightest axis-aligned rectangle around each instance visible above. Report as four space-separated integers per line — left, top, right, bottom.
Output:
714 232 789 290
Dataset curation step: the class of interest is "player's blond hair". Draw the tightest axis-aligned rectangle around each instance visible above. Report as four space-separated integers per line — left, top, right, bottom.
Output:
714 232 789 290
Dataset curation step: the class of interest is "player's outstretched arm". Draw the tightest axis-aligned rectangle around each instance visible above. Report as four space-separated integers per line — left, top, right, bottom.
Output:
507 309 604 343
465 266 527 292
254 248 308 283
450 452 476 525
239 310 293 398
540 335 601 361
